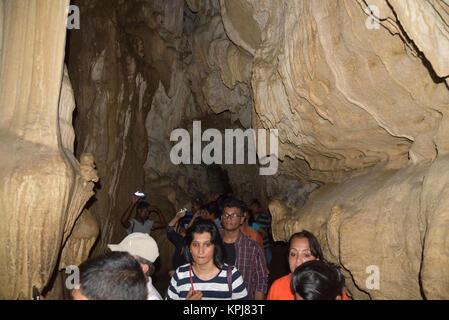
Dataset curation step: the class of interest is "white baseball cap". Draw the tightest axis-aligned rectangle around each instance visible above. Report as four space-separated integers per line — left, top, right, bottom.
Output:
108 232 159 263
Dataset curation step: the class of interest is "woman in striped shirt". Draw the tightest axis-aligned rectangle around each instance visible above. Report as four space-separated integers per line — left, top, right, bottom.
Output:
166 218 248 300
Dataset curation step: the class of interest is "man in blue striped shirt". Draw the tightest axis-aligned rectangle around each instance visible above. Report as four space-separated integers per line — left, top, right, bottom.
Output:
250 199 272 269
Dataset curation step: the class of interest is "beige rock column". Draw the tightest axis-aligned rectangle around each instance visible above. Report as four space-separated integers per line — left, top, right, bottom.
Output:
0 0 96 299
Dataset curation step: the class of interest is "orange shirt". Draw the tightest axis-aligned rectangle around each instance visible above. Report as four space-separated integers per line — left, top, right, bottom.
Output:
267 273 350 300
267 274 295 300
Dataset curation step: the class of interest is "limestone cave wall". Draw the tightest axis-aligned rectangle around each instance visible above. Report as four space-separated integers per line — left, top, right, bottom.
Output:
67 0 268 279
0 0 98 299
67 0 449 299
1 0 449 300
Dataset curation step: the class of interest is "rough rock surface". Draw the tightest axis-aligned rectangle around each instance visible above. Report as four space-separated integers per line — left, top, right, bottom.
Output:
68 0 267 278
66 0 449 299
0 0 97 299
252 0 449 299
3 0 449 300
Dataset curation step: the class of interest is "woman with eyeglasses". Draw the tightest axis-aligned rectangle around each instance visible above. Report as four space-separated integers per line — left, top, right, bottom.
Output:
266 230 349 300
166 218 248 300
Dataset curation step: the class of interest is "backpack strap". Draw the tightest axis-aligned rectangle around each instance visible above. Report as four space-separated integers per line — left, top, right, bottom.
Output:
226 264 233 298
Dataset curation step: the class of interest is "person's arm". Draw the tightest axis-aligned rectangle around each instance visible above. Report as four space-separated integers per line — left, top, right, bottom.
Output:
186 210 201 230
120 196 140 229
254 291 266 300
252 244 268 300
166 271 180 300
166 210 186 249
231 268 249 300
168 209 186 227
151 206 167 229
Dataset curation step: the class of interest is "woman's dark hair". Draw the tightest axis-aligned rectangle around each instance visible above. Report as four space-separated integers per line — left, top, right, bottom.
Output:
78 251 147 300
290 260 345 300
288 230 324 261
135 256 156 277
184 218 225 269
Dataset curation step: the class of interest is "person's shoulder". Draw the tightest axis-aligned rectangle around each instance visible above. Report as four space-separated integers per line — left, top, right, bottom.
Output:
246 228 263 244
239 233 263 252
173 263 190 277
241 232 260 246
224 263 239 273
268 274 294 300
269 274 291 290
238 232 254 244
170 264 190 285
177 263 190 272
250 228 263 240
276 273 292 285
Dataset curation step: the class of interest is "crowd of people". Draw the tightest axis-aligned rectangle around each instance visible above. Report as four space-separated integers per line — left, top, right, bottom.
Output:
69 192 348 301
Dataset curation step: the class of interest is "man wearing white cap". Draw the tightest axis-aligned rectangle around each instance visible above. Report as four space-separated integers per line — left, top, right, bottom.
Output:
108 232 162 300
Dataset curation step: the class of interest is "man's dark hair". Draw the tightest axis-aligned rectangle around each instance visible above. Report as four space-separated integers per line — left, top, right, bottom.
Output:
290 260 345 300
136 201 150 212
246 208 256 225
221 198 246 216
184 218 225 269
78 251 147 300
135 255 156 277
205 201 221 219
250 199 262 209
192 196 204 207
288 230 325 261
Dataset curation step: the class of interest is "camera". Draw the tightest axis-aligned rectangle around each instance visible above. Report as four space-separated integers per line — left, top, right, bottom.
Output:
180 210 194 228
134 191 146 199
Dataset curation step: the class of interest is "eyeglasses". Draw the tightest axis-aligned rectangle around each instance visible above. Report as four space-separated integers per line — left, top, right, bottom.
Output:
221 213 242 219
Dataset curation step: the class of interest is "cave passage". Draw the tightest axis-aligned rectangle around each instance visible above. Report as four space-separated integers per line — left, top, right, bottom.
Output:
1 0 449 301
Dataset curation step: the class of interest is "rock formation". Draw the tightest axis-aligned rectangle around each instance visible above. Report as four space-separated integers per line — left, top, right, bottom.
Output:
67 0 267 280
65 0 449 299
1 0 449 299
0 0 98 299
255 0 449 299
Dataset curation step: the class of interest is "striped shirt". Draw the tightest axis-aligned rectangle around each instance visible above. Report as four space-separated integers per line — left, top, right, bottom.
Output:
255 212 271 248
166 263 248 300
228 232 268 299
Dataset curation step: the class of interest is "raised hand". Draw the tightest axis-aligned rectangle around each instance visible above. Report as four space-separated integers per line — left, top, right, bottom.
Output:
176 208 187 219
